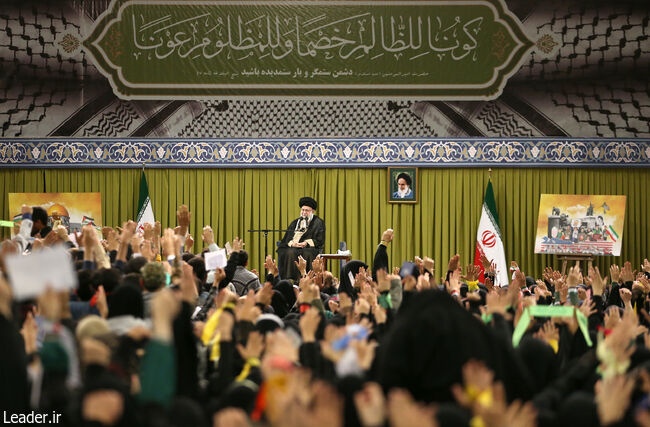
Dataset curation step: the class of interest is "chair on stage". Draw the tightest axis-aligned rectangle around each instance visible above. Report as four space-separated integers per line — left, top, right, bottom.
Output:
276 240 349 281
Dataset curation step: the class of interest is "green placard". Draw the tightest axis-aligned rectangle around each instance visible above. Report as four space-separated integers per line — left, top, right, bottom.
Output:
512 305 593 348
83 0 533 99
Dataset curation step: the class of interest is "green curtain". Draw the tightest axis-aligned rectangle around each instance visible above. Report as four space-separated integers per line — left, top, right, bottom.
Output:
1 167 648 279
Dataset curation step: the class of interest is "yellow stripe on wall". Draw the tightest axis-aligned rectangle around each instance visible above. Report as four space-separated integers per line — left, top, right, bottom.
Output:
1 167 648 279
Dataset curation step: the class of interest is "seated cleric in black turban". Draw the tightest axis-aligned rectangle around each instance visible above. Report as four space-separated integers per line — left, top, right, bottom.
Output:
276 197 325 281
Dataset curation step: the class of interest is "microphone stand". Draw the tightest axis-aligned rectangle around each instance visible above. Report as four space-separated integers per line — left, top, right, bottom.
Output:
247 228 289 274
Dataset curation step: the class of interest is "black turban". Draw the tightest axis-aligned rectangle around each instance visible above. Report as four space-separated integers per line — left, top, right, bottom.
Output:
396 172 412 186
299 197 317 210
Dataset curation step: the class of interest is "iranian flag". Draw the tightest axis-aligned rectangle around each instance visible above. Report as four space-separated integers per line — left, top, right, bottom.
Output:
605 225 618 242
136 171 155 232
474 181 509 287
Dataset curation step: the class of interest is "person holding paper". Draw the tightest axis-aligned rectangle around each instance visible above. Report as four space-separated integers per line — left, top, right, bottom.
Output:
277 197 325 281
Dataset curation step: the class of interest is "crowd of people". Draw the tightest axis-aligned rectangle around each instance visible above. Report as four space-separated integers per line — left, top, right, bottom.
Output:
3 202 650 427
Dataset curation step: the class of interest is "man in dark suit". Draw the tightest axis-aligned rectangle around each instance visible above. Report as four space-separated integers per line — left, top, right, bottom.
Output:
277 197 325 281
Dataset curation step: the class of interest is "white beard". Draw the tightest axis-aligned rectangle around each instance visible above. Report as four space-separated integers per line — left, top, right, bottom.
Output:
397 188 411 197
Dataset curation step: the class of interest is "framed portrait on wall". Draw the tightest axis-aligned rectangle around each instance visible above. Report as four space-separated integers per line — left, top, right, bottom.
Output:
388 167 418 203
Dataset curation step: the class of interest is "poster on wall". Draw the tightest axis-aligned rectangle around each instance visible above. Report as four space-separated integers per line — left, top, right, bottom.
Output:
9 193 103 233
534 194 626 256
388 167 418 203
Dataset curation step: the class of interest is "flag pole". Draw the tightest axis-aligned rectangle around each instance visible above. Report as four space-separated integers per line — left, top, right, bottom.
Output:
488 167 492 180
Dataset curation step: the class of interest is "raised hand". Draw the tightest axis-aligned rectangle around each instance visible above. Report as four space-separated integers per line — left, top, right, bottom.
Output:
604 308 621 330
512 269 526 289
579 297 597 318
589 266 608 296
596 375 635 426
354 298 371 316
480 254 491 271
161 228 178 258
130 234 143 253
619 287 633 307
141 239 154 261
462 264 480 282
388 389 437 427
354 382 386 427
447 254 460 273
566 264 581 288
423 257 435 274
299 307 321 343
236 331 264 360
381 228 394 243
376 269 390 293
534 320 559 344
151 288 180 341
231 237 244 253
414 256 424 274
485 291 508 316
180 262 199 304
447 269 461 294
43 230 60 246
105 229 119 252
255 282 274 307
311 256 323 274
235 290 261 322
212 268 226 288
610 264 621 283
642 258 650 274
264 255 278 276
201 225 214 246
185 234 194 252
20 311 38 355
295 255 307 277
142 223 154 240
417 273 432 291
452 360 536 427
96 285 108 319
215 310 234 342
620 261 636 283
176 204 191 235
213 408 251 427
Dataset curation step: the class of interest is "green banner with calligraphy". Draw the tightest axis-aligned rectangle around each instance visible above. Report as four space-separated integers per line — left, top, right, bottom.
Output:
83 0 533 99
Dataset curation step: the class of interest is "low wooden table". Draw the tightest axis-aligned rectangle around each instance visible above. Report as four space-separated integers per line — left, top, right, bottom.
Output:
319 253 352 273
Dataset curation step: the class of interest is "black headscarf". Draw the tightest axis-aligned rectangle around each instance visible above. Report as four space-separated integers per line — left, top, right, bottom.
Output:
339 260 368 300
275 280 296 309
378 290 534 403
108 284 144 319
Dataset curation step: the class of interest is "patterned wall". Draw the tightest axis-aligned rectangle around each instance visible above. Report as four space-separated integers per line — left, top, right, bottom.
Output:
0 0 649 161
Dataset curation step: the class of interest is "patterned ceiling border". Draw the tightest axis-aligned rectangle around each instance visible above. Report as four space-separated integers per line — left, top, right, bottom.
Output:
0 138 649 168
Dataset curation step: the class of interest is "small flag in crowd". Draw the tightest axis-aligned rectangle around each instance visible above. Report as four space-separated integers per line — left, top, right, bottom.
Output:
136 170 155 232
82 215 95 226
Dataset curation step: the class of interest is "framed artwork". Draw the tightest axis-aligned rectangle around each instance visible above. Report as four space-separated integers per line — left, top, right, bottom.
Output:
534 194 626 256
388 167 418 203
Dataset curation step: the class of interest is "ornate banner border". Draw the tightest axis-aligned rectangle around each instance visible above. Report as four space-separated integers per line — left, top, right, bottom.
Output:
1 138 649 168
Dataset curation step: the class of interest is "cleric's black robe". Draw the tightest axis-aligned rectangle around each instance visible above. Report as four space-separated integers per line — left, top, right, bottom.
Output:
277 215 325 281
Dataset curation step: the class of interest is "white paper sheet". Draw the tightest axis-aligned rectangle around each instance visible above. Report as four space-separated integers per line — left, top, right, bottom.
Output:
205 249 227 271
5 246 78 300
